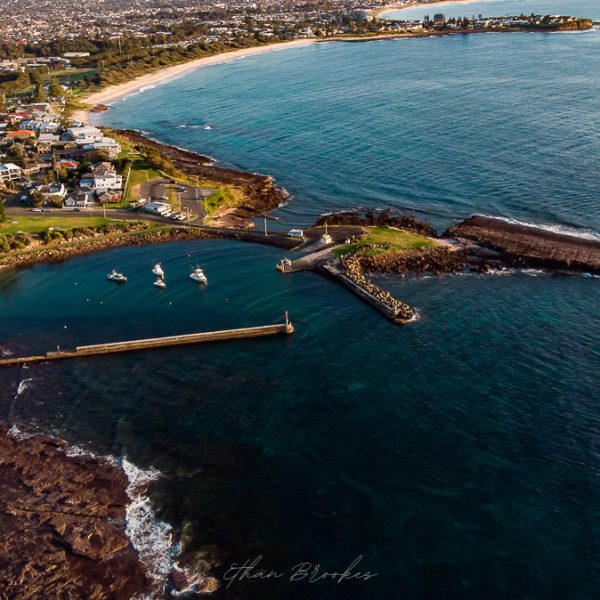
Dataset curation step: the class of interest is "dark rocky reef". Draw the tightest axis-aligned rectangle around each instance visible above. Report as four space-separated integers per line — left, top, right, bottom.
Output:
445 215 600 274
0 424 148 599
315 208 436 237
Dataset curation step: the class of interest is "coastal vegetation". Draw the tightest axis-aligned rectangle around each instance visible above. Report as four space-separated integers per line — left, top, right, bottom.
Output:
333 226 436 258
112 129 288 227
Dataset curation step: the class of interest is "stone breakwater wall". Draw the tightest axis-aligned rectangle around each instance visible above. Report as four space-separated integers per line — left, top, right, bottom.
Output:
0 226 300 271
356 246 466 275
337 254 415 322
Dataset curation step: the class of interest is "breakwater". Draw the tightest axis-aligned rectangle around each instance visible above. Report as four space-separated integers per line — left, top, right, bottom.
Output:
0 322 294 367
0 225 301 272
446 215 600 273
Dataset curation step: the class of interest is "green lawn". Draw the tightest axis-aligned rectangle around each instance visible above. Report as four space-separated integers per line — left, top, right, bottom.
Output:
1 216 114 234
333 226 436 258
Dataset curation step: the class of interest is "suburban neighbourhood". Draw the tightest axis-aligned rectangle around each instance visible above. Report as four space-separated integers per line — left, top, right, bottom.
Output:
0 100 208 223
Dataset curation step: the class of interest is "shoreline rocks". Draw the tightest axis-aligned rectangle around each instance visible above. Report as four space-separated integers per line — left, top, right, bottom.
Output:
0 424 149 599
113 129 289 226
0 225 300 272
445 215 600 274
340 253 414 322
315 208 437 237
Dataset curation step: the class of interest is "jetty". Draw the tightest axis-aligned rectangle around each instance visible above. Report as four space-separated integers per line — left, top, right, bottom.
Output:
0 321 294 367
276 248 415 324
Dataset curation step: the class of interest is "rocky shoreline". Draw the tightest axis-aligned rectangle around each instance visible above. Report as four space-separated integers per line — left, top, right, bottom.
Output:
113 129 289 227
0 424 149 599
445 215 600 274
0 424 220 598
0 225 300 272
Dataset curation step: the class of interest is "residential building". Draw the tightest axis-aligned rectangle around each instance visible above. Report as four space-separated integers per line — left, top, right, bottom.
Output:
0 163 22 183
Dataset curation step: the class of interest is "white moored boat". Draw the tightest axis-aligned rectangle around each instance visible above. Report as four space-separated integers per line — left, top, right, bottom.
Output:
107 270 127 283
154 278 167 289
152 263 164 277
189 267 207 284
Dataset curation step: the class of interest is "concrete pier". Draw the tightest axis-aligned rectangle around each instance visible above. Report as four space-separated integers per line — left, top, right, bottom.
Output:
0 322 294 367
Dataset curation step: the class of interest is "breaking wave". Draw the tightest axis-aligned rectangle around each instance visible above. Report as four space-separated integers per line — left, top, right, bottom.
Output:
478 214 600 242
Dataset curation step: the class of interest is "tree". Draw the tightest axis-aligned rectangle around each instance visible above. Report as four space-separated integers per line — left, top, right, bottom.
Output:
30 190 44 207
48 78 63 98
0 233 10 253
0 195 6 222
35 81 46 102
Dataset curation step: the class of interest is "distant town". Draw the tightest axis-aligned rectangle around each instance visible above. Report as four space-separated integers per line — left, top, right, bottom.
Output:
0 0 592 252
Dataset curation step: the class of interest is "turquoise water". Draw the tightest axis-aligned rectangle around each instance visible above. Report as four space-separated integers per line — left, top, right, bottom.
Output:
384 0 600 20
103 25 600 235
3 2 600 598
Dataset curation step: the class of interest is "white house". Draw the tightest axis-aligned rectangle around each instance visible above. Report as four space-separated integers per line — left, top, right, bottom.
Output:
83 162 123 192
66 126 104 146
91 137 121 158
0 163 22 183
39 183 67 201
64 187 95 209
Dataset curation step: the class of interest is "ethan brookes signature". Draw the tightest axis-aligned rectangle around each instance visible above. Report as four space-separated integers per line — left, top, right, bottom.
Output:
223 555 378 589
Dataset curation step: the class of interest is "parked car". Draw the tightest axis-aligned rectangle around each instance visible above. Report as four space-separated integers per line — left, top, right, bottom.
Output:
32 208 42 212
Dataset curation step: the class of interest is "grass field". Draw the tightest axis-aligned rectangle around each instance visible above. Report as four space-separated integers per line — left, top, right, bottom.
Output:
333 226 436 258
1 216 114 234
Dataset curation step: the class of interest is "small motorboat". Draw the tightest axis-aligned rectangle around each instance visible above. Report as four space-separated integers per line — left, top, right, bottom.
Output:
189 267 207 284
203 124 212 130
154 278 167 289
152 263 164 278
107 270 127 283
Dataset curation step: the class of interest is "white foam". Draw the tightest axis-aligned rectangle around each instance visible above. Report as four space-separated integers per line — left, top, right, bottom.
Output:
477 214 600 242
16 378 33 396
7 424 33 440
123 459 174 599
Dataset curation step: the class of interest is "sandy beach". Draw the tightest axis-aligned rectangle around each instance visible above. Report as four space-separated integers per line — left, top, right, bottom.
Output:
75 39 316 124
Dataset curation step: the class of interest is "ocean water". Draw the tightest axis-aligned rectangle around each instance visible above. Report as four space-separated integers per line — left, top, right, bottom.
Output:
2 2 600 599
384 0 600 20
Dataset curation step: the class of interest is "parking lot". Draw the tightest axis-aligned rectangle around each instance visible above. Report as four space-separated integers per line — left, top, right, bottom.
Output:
139 179 213 222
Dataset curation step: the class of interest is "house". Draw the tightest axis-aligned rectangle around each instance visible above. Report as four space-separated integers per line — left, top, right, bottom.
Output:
0 163 22 183
39 182 67 201
65 126 104 145
5 130 35 141
37 133 60 153
64 187 95 209
56 159 79 171
90 137 121 158
97 190 122 204
52 142 85 161
89 162 122 192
